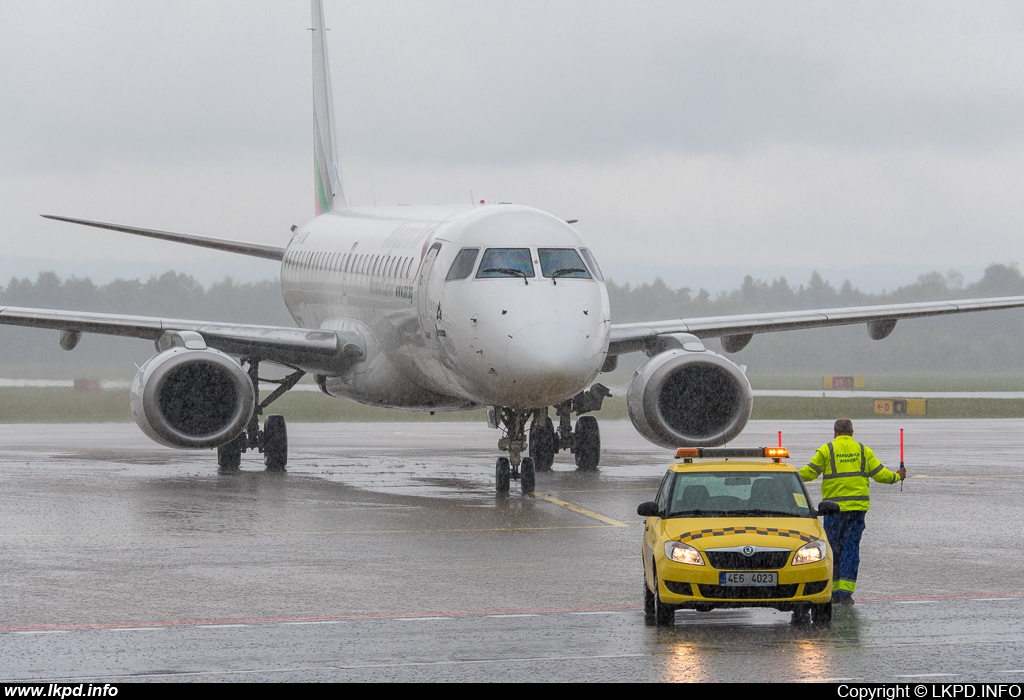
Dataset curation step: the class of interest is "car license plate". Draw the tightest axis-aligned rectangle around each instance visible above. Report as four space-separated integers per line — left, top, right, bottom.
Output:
720 571 777 586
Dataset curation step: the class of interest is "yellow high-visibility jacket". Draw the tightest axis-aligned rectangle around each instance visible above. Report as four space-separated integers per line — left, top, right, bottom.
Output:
798 435 901 511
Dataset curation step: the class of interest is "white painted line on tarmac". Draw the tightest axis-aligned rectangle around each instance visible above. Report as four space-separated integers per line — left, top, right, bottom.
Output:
282 620 346 626
486 614 539 618
394 617 450 621
894 600 938 605
104 627 164 632
896 673 958 678
13 631 69 635
972 598 1017 602
196 624 249 629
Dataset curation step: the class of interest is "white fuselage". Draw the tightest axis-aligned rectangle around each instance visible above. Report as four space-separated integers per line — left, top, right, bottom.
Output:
280 203 611 411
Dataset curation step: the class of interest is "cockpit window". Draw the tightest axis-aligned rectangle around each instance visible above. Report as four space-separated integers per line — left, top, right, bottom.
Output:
579 248 604 281
538 248 592 279
446 248 480 281
476 248 535 279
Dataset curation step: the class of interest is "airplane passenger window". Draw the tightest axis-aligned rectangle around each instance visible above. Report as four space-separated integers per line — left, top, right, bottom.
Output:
580 248 604 281
476 248 534 279
446 248 480 281
538 249 592 279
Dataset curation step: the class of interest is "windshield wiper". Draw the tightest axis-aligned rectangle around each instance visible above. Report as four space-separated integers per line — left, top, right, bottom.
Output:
668 509 731 518
730 509 802 517
550 267 588 283
482 267 529 284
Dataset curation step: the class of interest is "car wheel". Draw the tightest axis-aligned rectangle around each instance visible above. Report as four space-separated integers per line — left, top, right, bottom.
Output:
811 601 832 628
791 604 811 626
653 569 675 626
644 577 656 623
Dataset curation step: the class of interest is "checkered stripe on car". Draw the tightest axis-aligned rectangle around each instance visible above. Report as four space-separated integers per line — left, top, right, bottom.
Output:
676 527 816 543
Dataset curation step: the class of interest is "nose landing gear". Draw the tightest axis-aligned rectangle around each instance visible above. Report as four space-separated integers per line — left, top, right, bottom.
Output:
495 408 536 495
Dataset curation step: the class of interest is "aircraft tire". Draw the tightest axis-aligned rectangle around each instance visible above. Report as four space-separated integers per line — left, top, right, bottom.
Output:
521 457 536 494
264 415 288 471
574 416 600 471
495 457 511 494
529 417 556 472
217 434 244 473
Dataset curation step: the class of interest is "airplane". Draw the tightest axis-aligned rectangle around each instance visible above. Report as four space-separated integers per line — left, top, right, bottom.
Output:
3 0 1024 494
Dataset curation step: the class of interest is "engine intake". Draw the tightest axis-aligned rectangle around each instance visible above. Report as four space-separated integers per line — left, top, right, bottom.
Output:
627 349 752 448
130 348 254 449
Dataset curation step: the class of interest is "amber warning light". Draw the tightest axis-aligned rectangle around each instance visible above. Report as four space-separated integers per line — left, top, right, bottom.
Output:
675 447 790 460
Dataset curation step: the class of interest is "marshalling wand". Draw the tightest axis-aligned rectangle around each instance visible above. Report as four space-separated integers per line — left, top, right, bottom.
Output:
900 428 905 492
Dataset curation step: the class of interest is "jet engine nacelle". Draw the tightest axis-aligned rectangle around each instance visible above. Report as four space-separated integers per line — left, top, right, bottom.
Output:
130 347 255 449
627 349 753 449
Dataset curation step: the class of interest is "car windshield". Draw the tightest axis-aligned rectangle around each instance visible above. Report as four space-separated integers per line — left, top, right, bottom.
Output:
538 248 592 279
666 471 811 518
476 248 535 279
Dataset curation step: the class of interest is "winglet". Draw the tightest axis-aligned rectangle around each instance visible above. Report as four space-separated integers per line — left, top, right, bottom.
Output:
312 0 346 214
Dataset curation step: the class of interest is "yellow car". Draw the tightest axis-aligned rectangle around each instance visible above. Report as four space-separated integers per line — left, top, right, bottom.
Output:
638 447 839 627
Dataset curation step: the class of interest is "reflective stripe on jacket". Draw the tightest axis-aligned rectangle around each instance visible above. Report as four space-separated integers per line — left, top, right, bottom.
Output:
798 435 900 511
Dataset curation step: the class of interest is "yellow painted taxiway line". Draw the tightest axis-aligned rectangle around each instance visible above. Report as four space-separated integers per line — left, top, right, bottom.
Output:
533 492 628 527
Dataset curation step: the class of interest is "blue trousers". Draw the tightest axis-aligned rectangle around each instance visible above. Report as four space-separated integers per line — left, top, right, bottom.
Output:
823 510 866 597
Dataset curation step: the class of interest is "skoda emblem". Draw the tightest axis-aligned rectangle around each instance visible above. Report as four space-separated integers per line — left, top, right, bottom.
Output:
741 546 755 557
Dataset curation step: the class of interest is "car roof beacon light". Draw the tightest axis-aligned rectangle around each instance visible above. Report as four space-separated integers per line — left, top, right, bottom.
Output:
674 447 790 463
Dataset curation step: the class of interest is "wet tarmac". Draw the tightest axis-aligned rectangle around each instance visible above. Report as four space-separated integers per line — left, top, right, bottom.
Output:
2 419 1024 682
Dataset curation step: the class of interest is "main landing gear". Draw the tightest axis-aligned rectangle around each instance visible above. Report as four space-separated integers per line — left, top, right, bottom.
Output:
217 357 305 474
492 383 611 495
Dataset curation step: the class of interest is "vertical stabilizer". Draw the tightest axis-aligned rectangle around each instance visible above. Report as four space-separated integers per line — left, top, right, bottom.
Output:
312 0 345 213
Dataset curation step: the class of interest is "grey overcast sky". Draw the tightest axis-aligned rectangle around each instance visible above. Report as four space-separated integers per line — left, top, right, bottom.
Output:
2 0 1024 292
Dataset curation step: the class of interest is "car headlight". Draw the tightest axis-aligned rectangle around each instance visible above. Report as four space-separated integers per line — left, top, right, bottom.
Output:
792 539 828 566
664 541 705 566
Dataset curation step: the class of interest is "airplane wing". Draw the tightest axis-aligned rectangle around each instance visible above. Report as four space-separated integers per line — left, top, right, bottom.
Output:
608 296 1024 356
41 215 287 261
0 306 364 375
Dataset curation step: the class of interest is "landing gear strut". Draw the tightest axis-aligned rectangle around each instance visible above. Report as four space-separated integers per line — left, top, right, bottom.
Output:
525 383 610 474
495 408 536 495
493 383 611 492
217 357 304 474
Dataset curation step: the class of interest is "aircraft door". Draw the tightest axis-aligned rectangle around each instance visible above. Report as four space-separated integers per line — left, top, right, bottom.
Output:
417 242 444 347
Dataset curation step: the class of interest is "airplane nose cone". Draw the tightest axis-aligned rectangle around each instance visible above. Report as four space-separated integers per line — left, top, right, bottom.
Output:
504 324 600 404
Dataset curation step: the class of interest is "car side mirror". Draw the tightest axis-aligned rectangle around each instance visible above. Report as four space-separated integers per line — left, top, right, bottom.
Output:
816 500 841 517
637 501 660 517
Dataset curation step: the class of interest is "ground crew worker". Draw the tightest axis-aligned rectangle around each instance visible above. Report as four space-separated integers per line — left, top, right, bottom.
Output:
798 418 906 606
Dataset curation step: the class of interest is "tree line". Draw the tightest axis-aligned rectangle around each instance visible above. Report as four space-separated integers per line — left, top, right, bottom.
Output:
3 266 1024 374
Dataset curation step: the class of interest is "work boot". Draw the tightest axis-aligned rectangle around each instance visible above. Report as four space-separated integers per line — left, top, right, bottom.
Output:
832 594 855 606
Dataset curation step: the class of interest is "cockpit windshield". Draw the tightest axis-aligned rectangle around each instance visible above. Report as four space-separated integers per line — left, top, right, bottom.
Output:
666 472 811 518
538 248 592 279
477 248 535 280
